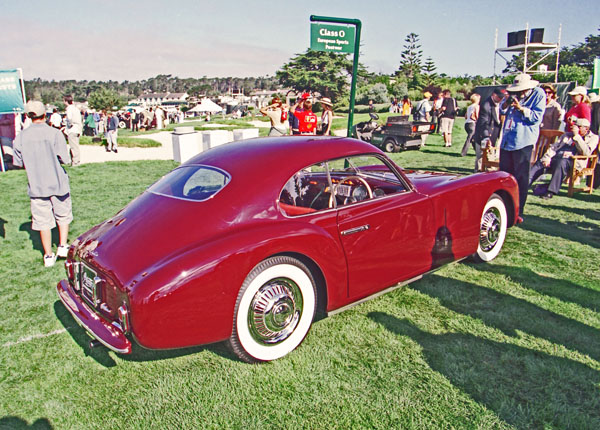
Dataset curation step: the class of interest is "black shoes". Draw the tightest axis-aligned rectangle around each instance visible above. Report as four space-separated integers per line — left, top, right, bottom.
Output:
541 192 554 199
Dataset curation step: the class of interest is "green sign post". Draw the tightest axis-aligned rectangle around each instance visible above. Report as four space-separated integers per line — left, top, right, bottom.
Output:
310 23 355 54
310 15 361 138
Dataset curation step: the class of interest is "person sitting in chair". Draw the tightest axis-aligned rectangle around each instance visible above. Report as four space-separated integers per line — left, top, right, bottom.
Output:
529 118 598 199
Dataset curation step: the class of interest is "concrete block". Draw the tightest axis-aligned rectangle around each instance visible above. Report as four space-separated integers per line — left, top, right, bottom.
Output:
233 128 259 141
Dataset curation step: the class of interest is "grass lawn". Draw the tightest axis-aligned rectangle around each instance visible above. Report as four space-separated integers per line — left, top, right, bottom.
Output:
1 123 599 429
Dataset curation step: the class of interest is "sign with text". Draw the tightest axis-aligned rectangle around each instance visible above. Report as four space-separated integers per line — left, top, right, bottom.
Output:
310 23 355 53
0 69 25 114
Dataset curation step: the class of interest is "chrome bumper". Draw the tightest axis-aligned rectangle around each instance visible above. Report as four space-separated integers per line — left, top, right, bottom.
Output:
57 279 132 354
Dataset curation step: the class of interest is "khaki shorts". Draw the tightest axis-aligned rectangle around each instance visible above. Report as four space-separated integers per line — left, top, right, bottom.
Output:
440 117 455 134
30 194 73 231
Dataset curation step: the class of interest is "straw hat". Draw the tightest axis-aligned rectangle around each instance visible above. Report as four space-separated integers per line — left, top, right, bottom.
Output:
506 73 539 92
319 97 333 107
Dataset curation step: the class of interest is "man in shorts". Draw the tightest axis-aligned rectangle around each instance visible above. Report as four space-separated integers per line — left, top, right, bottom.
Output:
13 101 73 267
439 89 458 147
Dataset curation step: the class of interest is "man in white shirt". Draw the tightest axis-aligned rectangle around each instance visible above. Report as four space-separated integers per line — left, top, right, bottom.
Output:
64 95 83 166
50 108 62 129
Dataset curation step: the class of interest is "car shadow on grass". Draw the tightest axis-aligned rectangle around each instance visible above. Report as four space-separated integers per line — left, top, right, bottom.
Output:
53 301 239 367
410 275 600 362
368 312 600 430
516 213 599 249
467 263 600 313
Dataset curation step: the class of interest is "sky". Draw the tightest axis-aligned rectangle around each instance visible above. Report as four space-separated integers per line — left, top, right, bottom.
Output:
2 0 599 82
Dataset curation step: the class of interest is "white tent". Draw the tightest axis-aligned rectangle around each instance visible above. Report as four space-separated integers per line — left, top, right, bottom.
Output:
189 98 223 113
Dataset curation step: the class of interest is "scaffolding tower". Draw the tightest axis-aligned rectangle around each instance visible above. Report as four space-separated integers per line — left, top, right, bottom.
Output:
494 23 562 83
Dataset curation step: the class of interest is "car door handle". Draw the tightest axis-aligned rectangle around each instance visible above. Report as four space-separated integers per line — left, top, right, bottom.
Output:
341 224 370 236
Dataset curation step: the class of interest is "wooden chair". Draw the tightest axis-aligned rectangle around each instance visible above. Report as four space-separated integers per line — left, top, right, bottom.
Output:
481 144 499 171
531 129 563 165
567 145 599 196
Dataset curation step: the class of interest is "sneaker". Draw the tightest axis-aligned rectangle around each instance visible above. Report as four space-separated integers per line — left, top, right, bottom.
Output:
57 244 69 258
44 253 57 267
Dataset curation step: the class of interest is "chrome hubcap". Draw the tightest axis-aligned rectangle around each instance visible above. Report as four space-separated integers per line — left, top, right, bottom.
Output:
249 278 303 345
480 208 501 252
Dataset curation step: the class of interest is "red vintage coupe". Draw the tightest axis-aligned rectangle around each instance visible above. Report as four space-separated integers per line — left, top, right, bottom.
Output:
57 136 519 362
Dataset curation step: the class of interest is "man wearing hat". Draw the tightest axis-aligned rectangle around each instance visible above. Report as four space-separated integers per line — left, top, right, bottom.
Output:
473 88 506 172
413 91 433 146
12 101 73 267
529 117 598 198
499 73 546 222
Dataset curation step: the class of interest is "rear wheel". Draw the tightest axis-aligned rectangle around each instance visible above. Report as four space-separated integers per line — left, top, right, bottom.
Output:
228 256 317 363
383 138 396 153
473 194 507 262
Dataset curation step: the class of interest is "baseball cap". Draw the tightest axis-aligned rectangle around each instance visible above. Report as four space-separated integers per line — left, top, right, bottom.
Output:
25 101 46 117
568 86 587 96
575 118 590 127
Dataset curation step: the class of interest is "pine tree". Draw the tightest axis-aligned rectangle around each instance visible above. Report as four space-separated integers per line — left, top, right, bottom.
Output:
422 57 438 86
398 33 423 80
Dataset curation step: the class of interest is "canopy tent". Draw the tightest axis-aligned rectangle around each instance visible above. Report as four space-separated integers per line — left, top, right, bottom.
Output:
189 98 223 113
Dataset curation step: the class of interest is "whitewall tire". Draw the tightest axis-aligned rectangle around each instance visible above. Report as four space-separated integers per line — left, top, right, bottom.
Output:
474 194 507 262
228 256 317 363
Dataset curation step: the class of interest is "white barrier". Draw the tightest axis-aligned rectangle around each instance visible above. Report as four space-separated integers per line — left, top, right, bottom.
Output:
171 127 201 163
202 130 233 151
233 128 259 141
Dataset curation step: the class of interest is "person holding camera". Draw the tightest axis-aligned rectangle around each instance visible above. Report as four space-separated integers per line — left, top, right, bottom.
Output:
499 73 546 223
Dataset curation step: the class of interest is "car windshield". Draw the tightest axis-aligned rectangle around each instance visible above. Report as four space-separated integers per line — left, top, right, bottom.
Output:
148 165 230 201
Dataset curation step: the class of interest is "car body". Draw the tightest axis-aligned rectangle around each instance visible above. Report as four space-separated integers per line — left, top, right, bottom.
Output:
57 136 519 362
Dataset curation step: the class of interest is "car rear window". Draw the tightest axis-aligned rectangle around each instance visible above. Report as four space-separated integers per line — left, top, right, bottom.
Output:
148 165 230 201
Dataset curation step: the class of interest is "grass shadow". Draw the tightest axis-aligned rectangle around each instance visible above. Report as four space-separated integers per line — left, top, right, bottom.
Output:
369 312 600 429
517 214 599 249
0 416 53 429
53 301 240 366
467 263 600 312
19 222 60 254
411 275 600 361
53 301 117 367
527 201 600 221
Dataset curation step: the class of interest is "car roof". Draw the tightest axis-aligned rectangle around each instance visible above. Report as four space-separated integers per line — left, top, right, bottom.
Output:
184 136 385 180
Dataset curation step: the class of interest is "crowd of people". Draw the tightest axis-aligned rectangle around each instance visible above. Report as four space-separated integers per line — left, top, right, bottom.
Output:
4 79 600 266
259 92 335 137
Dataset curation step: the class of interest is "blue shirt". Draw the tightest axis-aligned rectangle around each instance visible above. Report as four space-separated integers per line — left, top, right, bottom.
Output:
500 86 546 151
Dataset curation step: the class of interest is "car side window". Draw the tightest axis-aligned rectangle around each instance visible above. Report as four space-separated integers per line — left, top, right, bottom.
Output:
329 155 407 208
279 155 408 216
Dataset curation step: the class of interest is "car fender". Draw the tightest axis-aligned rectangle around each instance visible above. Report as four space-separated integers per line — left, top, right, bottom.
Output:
127 221 347 350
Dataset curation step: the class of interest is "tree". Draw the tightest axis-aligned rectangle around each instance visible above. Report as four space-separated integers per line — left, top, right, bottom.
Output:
87 88 127 111
356 83 389 105
276 49 369 102
558 64 591 85
398 33 423 82
422 57 438 87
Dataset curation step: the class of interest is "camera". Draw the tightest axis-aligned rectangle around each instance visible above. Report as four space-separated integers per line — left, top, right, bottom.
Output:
509 95 519 104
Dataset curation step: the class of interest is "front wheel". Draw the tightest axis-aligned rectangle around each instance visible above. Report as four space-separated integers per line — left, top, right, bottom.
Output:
228 256 317 363
473 194 507 262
